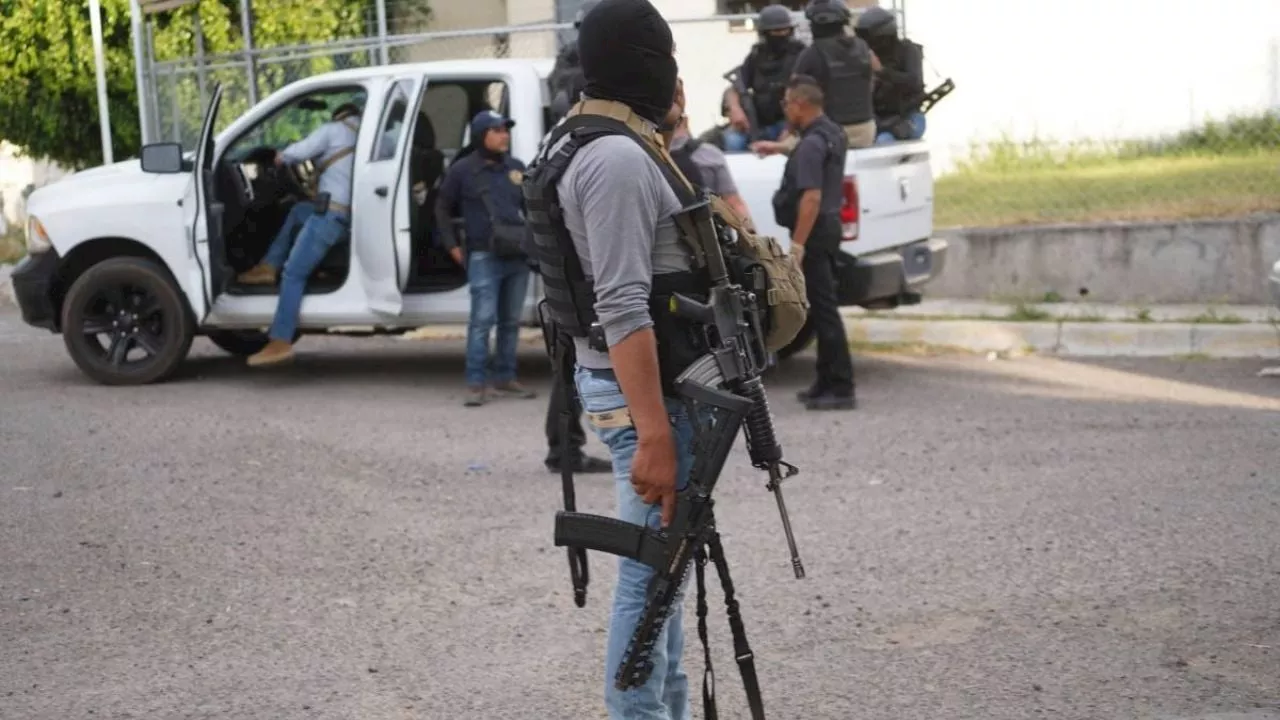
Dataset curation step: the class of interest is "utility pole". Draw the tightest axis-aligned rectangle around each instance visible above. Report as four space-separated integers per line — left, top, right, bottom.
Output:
129 0 153 146
88 0 114 164
375 0 389 65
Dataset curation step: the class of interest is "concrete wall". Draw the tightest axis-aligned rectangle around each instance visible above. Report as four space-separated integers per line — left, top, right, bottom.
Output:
0 142 70 232
929 214 1280 305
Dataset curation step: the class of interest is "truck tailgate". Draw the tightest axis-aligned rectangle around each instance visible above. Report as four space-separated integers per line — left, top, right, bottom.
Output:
844 140 934 255
724 139 934 256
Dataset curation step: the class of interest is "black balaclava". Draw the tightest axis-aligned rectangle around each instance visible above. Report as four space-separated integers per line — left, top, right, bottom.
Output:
577 0 678 127
811 22 846 40
764 31 793 55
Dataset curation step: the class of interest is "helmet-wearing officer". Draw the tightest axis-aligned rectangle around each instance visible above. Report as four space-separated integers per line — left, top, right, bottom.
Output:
522 0 713 715
855 5 927 143
722 4 807 152
547 0 602 121
786 0 878 149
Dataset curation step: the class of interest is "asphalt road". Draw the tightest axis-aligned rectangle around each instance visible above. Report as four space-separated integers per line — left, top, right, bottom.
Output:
1 310 1278 720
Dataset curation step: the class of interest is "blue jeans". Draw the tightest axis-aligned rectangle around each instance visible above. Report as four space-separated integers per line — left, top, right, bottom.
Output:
267 210 349 342
465 250 531 387
262 202 317 269
875 111 927 145
574 366 699 720
721 119 787 152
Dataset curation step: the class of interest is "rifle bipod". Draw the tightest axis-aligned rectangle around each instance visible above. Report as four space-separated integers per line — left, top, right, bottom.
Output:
695 530 766 720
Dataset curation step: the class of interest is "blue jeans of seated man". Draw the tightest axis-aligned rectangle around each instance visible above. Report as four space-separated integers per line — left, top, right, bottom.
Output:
574 366 700 720
262 201 317 269
721 119 787 153
875 111 927 145
267 210 349 342
465 250 531 388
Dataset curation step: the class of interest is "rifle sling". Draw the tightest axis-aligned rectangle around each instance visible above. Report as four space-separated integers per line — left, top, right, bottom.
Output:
696 531 766 720
554 334 590 608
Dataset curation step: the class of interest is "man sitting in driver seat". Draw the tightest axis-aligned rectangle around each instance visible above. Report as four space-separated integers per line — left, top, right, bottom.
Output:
243 101 362 368
238 102 361 288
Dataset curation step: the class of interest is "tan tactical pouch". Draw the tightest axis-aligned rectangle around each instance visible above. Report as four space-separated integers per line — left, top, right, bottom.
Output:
708 195 810 352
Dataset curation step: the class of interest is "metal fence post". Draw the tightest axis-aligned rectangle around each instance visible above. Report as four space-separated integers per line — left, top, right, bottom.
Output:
376 0 389 65
129 0 153 145
194 8 208 115
240 0 259 105
88 0 114 164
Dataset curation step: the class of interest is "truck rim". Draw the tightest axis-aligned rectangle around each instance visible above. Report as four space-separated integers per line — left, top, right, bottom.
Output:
77 283 167 369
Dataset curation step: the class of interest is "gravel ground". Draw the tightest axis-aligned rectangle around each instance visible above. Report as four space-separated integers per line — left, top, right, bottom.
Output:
1 310 1278 720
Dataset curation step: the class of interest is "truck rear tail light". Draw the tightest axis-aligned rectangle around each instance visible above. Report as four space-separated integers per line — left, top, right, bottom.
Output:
839 176 859 241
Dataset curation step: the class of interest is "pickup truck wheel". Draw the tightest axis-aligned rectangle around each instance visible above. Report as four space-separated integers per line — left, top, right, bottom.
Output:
774 319 815 361
60 257 194 386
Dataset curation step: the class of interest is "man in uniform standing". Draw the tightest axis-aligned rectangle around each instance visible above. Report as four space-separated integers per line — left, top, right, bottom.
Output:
435 110 539 407
523 0 707 715
721 4 806 152
775 75 856 410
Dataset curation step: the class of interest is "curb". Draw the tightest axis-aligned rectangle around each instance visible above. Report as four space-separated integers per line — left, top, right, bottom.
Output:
846 318 1280 358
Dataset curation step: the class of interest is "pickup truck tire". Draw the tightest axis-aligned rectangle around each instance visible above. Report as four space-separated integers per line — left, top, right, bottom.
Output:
774 319 815 361
60 257 195 386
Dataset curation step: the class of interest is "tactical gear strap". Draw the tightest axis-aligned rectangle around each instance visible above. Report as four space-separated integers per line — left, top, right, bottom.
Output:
695 531 767 720
546 307 590 609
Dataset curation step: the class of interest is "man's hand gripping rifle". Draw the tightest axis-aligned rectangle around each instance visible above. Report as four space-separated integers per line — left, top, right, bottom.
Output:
553 191 805 718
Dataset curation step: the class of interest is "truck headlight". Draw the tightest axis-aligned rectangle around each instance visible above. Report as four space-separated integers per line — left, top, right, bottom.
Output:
26 215 51 254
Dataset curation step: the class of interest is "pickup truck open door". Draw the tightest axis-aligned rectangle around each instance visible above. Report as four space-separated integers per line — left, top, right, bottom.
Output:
186 83 229 324
352 75 423 316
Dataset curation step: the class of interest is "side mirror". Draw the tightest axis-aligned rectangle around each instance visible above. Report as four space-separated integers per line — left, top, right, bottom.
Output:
140 142 186 174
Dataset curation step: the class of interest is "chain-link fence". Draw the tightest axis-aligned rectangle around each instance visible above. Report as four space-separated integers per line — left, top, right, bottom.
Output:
144 5 1280 231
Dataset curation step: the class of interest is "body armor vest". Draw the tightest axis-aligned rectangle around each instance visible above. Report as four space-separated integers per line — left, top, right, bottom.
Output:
812 36 874 125
522 100 713 395
748 40 804 127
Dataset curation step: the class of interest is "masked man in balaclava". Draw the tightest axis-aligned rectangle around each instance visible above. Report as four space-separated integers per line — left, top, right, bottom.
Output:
522 0 704 716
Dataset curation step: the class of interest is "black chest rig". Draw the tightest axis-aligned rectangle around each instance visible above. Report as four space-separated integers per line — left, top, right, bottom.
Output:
748 40 804 126
813 36 874 125
522 100 713 396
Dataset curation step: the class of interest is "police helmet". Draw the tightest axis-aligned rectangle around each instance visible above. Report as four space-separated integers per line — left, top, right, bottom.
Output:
855 6 898 38
573 0 601 29
756 4 795 33
804 0 852 28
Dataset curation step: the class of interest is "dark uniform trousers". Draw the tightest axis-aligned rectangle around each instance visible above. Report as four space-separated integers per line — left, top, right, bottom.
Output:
803 214 855 396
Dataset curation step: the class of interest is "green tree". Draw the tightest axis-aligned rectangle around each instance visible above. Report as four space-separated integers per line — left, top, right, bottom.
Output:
0 0 390 169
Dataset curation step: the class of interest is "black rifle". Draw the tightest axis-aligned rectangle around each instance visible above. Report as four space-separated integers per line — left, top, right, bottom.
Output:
724 65 762 143
554 192 805 720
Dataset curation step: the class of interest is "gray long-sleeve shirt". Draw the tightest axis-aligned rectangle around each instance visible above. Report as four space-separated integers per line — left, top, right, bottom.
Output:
553 132 691 370
280 117 360 207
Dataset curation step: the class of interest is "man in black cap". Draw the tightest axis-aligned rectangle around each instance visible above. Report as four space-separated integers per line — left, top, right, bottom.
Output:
523 0 702 716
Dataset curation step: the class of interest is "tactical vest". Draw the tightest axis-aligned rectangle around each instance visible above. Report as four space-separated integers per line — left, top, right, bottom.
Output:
812 36 874 125
771 118 845 231
526 99 810 391
522 100 714 394
748 40 804 127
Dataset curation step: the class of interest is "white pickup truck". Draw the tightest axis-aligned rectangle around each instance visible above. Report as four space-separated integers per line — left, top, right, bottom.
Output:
11 58 945 386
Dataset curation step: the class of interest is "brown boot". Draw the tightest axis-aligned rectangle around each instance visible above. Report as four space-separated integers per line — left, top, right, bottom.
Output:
247 339 295 367
237 263 277 285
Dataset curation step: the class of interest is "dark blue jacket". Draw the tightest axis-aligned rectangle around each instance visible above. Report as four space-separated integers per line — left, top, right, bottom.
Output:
434 151 527 253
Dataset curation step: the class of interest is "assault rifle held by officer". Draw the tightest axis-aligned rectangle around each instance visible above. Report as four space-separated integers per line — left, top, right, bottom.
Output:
521 1 813 717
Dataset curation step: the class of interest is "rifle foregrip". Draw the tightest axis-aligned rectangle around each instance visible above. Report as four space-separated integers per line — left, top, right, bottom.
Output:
555 511 646 562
